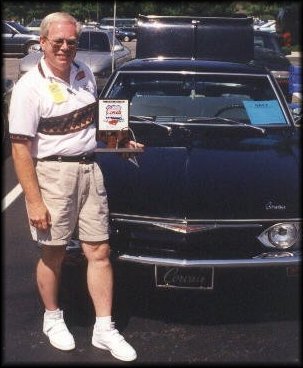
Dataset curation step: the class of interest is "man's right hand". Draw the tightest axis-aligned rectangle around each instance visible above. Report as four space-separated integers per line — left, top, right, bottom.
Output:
28 201 52 231
11 140 52 231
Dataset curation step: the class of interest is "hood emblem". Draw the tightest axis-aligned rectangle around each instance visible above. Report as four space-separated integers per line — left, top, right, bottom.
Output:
152 222 216 234
265 201 286 211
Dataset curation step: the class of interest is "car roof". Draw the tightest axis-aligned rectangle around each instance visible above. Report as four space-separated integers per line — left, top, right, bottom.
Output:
80 27 116 38
81 27 111 33
118 58 269 75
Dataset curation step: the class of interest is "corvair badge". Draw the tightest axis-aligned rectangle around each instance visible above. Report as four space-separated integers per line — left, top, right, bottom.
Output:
265 201 286 211
152 222 216 234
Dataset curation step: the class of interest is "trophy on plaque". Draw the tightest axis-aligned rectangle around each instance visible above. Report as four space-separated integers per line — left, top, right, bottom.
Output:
96 99 141 152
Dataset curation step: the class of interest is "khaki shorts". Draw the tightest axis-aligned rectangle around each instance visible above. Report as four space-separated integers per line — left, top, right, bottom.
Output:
28 161 109 246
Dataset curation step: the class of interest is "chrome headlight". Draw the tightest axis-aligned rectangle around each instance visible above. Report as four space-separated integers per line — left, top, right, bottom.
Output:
258 222 301 249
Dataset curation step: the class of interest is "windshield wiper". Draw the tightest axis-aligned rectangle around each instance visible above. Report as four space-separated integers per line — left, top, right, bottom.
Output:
186 116 266 134
129 115 172 135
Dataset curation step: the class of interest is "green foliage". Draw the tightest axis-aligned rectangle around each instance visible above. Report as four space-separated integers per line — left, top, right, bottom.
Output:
3 1 62 24
2 0 300 24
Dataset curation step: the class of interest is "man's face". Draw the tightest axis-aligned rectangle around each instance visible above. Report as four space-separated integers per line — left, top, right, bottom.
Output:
40 21 78 73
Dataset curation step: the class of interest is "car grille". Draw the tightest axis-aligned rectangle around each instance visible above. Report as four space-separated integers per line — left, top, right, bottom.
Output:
109 215 273 260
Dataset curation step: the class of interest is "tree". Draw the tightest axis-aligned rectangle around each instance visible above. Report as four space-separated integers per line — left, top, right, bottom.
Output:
2 1 299 25
3 1 63 24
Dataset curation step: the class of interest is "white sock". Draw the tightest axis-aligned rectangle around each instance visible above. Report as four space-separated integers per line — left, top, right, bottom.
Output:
95 316 112 330
44 308 61 317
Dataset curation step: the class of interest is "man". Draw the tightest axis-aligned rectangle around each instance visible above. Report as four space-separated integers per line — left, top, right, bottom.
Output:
9 12 142 362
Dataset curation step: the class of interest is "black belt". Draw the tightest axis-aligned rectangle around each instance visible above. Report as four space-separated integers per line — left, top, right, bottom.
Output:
38 153 95 164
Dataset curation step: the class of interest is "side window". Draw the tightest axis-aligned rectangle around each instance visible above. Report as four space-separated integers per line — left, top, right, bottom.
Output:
78 32 88 49
254 36 264 48
91 33 110 52
254 35 275 51
78 32 110 52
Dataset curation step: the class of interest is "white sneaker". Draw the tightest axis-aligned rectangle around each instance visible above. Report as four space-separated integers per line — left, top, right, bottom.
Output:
92 322 137 361
43 310 75 351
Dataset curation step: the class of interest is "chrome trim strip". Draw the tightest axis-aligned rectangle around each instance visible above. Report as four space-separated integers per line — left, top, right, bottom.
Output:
117 71 273 77
116 253 300 267
110 214 301 224
266 74 293 125
112 219 261 230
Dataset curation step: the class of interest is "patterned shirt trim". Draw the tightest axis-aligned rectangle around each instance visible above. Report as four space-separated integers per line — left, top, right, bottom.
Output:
37 102 98 135
10 134 34 141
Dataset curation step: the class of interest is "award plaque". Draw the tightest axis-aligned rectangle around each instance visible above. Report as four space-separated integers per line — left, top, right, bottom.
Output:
96 99 143 152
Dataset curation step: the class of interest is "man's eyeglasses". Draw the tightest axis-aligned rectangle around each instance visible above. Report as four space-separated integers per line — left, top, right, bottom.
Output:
46 37 78 49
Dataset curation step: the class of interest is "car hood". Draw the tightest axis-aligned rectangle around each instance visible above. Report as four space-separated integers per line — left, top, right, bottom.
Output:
75 52 113 72
19 51 113 73
97 132 301 220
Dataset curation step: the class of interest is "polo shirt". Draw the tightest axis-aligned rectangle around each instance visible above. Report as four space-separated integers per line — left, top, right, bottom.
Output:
9 56 98 158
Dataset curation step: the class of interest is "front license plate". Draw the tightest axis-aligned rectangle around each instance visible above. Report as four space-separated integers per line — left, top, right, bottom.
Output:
155 266 214 290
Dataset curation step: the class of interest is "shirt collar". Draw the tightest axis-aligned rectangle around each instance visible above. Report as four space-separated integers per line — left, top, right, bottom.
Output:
39 56 80 83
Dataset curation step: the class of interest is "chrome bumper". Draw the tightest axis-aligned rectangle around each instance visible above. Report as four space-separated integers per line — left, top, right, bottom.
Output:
116 251 301 267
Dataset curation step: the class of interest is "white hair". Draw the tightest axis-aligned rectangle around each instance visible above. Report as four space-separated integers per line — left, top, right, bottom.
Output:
40 12 82 37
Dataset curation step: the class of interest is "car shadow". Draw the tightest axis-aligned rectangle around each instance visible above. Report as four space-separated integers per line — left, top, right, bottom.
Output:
59 257 300 332
114 270 300 331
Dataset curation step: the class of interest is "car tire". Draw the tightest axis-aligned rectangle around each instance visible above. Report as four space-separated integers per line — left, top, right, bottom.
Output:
123 36 130 42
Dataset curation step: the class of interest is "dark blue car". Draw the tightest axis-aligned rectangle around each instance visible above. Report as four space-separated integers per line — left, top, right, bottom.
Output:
94 16 301 291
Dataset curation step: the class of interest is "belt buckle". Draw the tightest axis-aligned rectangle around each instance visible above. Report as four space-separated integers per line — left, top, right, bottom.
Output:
79 155 87 164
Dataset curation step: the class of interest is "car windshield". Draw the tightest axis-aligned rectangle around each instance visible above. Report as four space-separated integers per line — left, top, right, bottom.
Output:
77 31 111 52
7 21 31 34
106 73 289 127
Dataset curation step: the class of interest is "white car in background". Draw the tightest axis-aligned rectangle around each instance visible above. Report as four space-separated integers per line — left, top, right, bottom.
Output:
254 19 276 32
18 28 132 93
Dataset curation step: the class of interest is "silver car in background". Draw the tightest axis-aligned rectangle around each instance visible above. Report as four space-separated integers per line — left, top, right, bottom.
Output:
25 19 42 35
18 28 132 92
